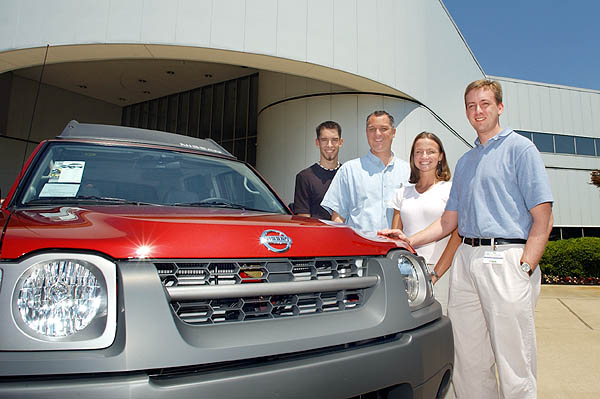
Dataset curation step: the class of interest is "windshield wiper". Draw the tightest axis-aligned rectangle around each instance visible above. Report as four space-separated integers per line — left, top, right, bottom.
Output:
170 201 267 212
24 196 159 206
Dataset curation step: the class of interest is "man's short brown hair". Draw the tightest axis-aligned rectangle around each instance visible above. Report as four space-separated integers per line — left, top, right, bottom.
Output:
464 79 503 106
316 121 342 138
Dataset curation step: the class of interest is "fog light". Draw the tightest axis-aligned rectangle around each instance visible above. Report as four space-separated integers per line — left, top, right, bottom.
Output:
17 260 105 337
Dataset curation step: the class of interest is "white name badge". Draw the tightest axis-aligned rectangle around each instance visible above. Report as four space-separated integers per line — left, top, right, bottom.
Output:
483 251 504 264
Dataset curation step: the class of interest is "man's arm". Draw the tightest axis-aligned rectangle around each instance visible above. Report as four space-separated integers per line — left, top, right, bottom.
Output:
431 228 461 284
522 202 553 269
410 210 458 247
331 210 345 223
321 165 348 222
379 210 458 247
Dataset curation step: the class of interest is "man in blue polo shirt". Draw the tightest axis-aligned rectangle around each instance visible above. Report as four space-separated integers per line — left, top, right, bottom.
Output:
321 110 410 232
380 80 553 398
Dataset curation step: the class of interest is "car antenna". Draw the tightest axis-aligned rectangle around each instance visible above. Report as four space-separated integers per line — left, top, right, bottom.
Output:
20 44 50 171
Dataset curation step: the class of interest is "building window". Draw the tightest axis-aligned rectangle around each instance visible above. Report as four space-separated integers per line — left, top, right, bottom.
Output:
549 227 562 241
121 74 259 166
532 132 554 153
517 131 532 141
516 130 599 157
583 227 600 237
554 135 575 154
576 137 596 156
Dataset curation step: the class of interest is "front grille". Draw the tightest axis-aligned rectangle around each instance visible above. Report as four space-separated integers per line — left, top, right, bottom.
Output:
155 258 370 325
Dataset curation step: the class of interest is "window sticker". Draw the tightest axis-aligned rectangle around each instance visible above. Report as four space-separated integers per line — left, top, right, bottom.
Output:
49 161 85 183
39 183 80 198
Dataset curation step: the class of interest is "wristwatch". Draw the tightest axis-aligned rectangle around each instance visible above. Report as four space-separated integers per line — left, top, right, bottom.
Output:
520 261 533 277
431 270 440 279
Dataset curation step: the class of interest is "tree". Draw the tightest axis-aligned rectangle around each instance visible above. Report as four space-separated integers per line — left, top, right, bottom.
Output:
592 170 600 188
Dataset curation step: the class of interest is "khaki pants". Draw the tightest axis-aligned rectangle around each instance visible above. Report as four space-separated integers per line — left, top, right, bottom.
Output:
448 243 541 399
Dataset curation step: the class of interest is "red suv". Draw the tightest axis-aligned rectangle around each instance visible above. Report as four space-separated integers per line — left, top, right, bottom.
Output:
0 121 452 398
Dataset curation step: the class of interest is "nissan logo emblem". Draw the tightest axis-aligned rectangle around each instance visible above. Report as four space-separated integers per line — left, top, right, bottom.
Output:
260 229 292 253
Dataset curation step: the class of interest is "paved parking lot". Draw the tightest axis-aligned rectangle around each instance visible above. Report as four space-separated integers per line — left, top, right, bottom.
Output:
536 285 600 398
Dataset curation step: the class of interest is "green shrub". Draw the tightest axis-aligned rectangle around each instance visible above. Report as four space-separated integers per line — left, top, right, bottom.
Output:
540 237 600 277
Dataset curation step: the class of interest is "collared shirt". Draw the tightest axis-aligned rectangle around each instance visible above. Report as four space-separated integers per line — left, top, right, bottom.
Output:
321 151 410 232
446 128 553 239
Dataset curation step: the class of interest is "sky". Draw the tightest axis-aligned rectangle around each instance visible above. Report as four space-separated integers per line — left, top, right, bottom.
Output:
442 1 600 91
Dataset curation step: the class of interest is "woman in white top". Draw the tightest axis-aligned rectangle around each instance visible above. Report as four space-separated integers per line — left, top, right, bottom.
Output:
389 132 460 314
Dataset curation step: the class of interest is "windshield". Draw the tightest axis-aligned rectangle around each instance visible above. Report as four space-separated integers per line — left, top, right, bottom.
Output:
16 142 288 214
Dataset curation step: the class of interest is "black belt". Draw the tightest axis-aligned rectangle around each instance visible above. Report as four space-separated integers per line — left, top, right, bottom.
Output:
462 237 527 247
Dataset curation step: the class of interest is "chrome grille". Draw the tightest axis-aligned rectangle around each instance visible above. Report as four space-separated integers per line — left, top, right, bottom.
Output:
155 258 369 325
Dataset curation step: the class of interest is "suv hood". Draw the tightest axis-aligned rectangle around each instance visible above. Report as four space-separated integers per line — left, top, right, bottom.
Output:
1 206 403 260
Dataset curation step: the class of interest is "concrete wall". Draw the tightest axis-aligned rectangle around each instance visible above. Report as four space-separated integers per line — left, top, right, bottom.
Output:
0 0 484 143
257 73 470 204
0 74 121 196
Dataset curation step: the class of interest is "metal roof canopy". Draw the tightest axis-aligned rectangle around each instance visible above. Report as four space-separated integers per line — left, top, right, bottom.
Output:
57 120 234 158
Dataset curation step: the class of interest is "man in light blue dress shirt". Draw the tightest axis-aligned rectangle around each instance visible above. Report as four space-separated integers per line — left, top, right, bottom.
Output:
380 80 553 399
321 111 410 232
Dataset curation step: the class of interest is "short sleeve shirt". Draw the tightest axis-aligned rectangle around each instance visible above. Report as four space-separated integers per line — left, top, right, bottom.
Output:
390 181 452 264
446 129 553 239
321 151 410 232
293 163 339 219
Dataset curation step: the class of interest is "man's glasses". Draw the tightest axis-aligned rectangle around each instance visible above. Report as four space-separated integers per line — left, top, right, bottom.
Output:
319 138 340 145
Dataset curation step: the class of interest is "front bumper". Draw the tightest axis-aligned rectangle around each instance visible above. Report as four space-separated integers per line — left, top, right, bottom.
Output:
0 316 452 399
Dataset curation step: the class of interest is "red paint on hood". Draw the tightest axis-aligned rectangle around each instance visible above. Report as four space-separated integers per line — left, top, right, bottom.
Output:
1 205 408 260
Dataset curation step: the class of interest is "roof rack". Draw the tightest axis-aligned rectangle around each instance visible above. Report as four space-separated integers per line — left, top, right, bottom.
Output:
57 120 234 158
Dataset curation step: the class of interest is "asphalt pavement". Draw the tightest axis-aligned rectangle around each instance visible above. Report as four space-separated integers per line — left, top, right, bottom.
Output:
536 285 600 398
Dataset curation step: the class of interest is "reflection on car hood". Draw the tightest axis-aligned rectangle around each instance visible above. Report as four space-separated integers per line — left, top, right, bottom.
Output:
1 205 406 260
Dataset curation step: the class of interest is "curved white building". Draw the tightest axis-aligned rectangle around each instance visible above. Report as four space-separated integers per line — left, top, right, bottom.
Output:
1 0 598 238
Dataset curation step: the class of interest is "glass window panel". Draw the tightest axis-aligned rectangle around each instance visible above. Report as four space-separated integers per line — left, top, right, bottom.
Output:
516 130 532 141
211 84 224 141
148 100 159 130
532 132 554 153
200 86 212 139
222 140 233 154
131 104 141 128
176 92 189 135
555 135 575 154
235 78 249 140
222 81 236 141
140 102 149 128
166 94 178 133
247 136 257 167
188 89 201 138
561 227 583 239
234 138 246 161
157 97 168 131
575 137 595 156
548 227 561 241
596 139 600 157
118 73 258 161
121 106 131 126
248 74 258 139
582 227 600 238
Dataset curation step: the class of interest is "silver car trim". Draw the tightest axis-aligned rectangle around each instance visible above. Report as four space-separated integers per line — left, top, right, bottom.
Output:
166 276 379 301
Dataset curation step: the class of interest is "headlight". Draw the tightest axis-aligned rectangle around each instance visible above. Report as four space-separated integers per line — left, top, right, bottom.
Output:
17 260 105 337
396 253 429 308
1 253 117 350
